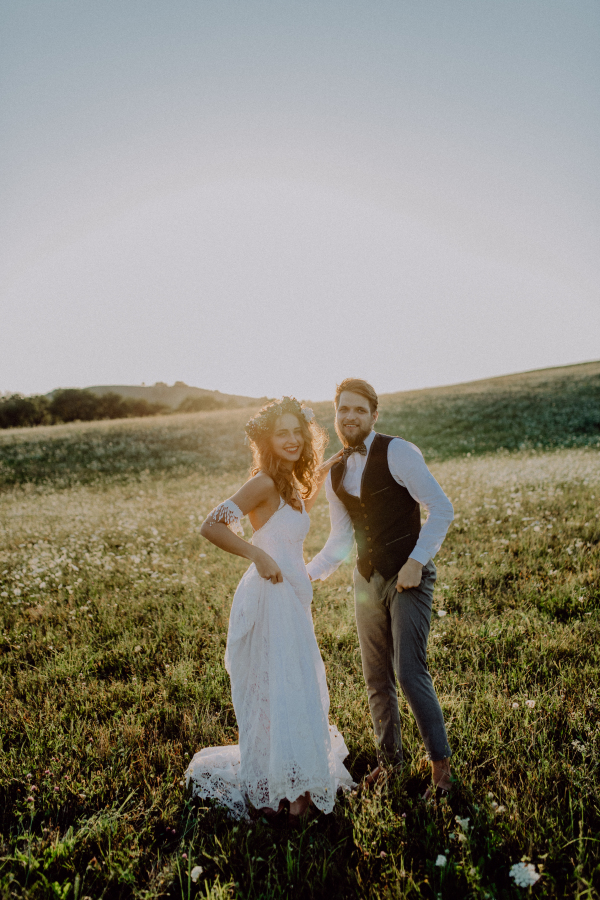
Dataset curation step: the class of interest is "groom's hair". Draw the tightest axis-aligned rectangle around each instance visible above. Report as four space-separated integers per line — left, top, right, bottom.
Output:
334 378 378 414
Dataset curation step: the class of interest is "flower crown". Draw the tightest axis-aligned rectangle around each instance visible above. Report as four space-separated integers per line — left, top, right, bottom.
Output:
245 396 315 441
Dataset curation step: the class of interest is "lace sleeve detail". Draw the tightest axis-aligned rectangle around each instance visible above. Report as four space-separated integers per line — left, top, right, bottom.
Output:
205 499 245 536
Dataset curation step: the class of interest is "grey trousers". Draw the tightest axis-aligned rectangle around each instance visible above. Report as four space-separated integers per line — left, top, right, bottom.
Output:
353 560 451 766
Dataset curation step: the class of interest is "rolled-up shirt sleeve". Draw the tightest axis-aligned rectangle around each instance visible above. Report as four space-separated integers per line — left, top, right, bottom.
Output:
306 473 355 581
388 439 454 566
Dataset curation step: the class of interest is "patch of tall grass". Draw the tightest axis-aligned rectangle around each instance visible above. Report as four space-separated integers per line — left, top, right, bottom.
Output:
0 410 252 489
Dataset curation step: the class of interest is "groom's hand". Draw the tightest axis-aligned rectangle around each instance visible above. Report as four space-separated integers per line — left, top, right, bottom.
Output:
396 558 423 592
316 448 344 481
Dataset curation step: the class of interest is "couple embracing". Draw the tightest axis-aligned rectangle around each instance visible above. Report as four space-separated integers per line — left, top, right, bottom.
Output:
185 378 454 823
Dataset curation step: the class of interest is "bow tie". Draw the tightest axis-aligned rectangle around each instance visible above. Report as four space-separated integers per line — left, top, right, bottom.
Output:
342 443 368 460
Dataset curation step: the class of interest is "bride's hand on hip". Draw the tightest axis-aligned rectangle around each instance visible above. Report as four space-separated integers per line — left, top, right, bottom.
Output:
253 549 284 584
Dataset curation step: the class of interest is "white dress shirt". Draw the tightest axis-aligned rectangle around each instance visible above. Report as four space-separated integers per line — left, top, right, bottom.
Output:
306 430 454 581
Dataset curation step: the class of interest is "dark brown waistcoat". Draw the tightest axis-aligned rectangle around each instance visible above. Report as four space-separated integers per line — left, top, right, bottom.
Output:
331 432 421 582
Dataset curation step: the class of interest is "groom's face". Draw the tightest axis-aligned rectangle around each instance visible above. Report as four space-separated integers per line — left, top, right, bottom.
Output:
335 391 378 447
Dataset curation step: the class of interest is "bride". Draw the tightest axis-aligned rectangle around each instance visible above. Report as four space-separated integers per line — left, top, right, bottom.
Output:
185 397 353 822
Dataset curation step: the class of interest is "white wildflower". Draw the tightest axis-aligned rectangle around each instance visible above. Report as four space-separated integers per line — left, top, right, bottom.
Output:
190 866 204 883
435 854 447 867
525 699 536 709
509 862 540 888
512 701 519 709
302 407 315 423
437 609 447 617
455 816 470 831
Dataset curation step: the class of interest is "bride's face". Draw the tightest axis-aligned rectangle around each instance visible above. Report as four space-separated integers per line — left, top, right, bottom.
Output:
270 413 304 465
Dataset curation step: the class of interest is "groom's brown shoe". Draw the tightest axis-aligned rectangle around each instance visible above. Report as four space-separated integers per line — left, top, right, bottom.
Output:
422 757 452 802
422 774 453 802
363 766 384 789
360 763 402 792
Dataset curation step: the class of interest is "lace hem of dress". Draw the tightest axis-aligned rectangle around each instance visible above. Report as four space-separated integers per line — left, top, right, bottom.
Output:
185 737 355 820
185 747 250 820
205 499 244 536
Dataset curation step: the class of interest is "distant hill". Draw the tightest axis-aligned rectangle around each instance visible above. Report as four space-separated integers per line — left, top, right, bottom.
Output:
54 382 264 410
354 359 600 458
380 359 600 402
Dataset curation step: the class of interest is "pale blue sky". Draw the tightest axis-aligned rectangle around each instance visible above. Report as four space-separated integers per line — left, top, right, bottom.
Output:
2 1 599 400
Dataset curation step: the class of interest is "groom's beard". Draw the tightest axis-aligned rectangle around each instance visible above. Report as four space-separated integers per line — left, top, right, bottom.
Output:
334 420 372 448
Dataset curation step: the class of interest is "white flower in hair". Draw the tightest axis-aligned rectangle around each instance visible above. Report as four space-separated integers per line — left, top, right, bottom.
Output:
302 407 315 423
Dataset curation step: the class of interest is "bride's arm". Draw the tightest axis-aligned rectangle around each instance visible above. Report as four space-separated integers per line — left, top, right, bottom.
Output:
200 474 283 583
303 449 344 513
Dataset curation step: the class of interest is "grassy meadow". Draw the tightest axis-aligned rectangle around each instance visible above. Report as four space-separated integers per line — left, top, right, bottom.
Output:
1 367 600 899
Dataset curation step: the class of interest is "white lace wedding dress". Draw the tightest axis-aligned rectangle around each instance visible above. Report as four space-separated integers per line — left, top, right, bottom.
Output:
185 498 354 818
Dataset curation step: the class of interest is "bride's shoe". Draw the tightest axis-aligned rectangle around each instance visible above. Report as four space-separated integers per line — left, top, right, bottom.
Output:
288 793 311 827
257 800 287 822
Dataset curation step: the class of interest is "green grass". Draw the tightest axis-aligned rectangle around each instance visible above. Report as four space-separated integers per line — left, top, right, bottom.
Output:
376 362 600 459
0 409 252 490
1 361 599 490
1 446 599 898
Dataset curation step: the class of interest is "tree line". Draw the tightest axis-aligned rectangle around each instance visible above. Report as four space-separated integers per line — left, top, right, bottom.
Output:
0 388 245 429
0 389 171 429
0 385 277 430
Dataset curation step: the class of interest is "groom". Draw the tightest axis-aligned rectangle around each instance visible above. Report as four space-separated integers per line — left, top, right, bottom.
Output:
307 378 454 795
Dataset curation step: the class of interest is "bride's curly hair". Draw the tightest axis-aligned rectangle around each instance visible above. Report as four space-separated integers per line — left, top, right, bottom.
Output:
245 397 329 510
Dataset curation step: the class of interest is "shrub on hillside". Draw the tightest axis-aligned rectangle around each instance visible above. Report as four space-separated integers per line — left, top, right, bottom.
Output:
49 389 101 422
177 395 228 413
119 397 169 418
49 389 167 423
0 394 52 428
93 392 167 420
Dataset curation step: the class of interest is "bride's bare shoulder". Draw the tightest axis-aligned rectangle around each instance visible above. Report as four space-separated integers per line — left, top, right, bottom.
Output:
248 470 276 489
245 470 278 496
230 471 278 512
